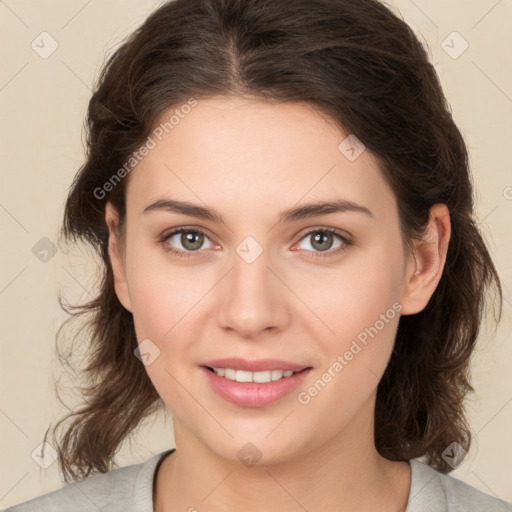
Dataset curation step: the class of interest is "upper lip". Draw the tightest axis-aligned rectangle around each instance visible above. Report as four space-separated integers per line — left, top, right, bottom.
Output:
201 357 310 372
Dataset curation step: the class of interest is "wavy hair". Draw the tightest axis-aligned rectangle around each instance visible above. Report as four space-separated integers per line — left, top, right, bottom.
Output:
42 0 503 482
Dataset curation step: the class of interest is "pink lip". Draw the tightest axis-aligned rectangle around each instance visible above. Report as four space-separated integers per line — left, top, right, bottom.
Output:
200 366 312 408
201 357 308 372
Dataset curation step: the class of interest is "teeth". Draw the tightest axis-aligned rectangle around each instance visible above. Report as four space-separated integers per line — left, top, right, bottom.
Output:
211 368 297 383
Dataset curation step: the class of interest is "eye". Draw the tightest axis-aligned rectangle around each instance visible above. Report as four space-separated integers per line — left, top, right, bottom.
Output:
159 227 217 259
159 226 352 260
294 228 352 259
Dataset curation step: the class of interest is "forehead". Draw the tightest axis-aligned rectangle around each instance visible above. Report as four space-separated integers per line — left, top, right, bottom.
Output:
125 96 397 223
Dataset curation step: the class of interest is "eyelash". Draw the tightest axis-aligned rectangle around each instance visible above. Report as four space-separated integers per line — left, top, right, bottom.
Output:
159 226 352 260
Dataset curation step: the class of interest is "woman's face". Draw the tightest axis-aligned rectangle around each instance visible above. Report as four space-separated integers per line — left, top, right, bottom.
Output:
107 96 438 464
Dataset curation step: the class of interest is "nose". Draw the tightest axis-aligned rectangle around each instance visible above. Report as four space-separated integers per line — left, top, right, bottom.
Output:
216 247 290 339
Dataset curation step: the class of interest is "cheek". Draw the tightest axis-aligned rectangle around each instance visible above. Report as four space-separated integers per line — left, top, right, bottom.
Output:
298 244 403 413
127 266 201 346
123 226 199 336
126 226 405 347
299 239 404 347
124 244 204 410
292 248 403 425
126 263 173 337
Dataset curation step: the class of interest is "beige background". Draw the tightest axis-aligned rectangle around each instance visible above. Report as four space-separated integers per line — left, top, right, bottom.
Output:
1 0 511 508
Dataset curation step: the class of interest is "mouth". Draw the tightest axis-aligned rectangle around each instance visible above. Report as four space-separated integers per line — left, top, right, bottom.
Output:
203 366 307 384
200 360 313 407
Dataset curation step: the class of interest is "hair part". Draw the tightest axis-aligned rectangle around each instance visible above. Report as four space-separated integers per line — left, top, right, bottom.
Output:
43 0 502 482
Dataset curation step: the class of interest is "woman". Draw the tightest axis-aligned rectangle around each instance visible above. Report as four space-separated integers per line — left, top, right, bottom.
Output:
5 0 510 510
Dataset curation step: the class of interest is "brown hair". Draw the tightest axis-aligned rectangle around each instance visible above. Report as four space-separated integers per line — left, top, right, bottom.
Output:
43 0 503 482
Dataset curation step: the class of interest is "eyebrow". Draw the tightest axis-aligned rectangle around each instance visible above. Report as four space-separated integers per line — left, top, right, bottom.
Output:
142 198 374 223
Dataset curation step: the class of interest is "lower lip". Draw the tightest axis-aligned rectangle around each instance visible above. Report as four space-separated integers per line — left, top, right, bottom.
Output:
200 366 312 407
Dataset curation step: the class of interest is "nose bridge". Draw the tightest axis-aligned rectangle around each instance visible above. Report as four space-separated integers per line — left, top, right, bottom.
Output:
232 242 272 296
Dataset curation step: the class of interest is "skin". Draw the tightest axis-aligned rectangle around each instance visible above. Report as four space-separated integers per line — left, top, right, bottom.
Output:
105 96 451 512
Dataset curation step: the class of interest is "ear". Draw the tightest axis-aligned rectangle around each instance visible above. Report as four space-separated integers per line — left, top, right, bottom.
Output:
399 203 451 316
105 201 133 313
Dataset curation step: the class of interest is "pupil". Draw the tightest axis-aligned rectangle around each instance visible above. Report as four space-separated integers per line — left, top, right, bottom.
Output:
181 231 333 252
313 232 331 251
183 232 202 250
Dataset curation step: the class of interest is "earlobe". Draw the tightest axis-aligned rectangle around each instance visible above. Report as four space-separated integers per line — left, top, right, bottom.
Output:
400 203 451 316
105 202 133 313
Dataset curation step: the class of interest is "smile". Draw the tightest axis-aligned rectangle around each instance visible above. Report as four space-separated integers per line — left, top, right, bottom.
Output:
207 367 299 383
201 365 312 407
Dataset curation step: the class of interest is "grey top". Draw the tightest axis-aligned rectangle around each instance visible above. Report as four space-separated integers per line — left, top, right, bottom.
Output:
3 449 511 511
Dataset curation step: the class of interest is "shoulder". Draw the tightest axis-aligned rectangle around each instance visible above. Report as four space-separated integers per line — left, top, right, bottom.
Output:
407 459 512 512
2 450 173 512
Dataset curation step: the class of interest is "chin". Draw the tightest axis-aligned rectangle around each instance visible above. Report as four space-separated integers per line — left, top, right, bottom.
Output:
201 428 313 467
